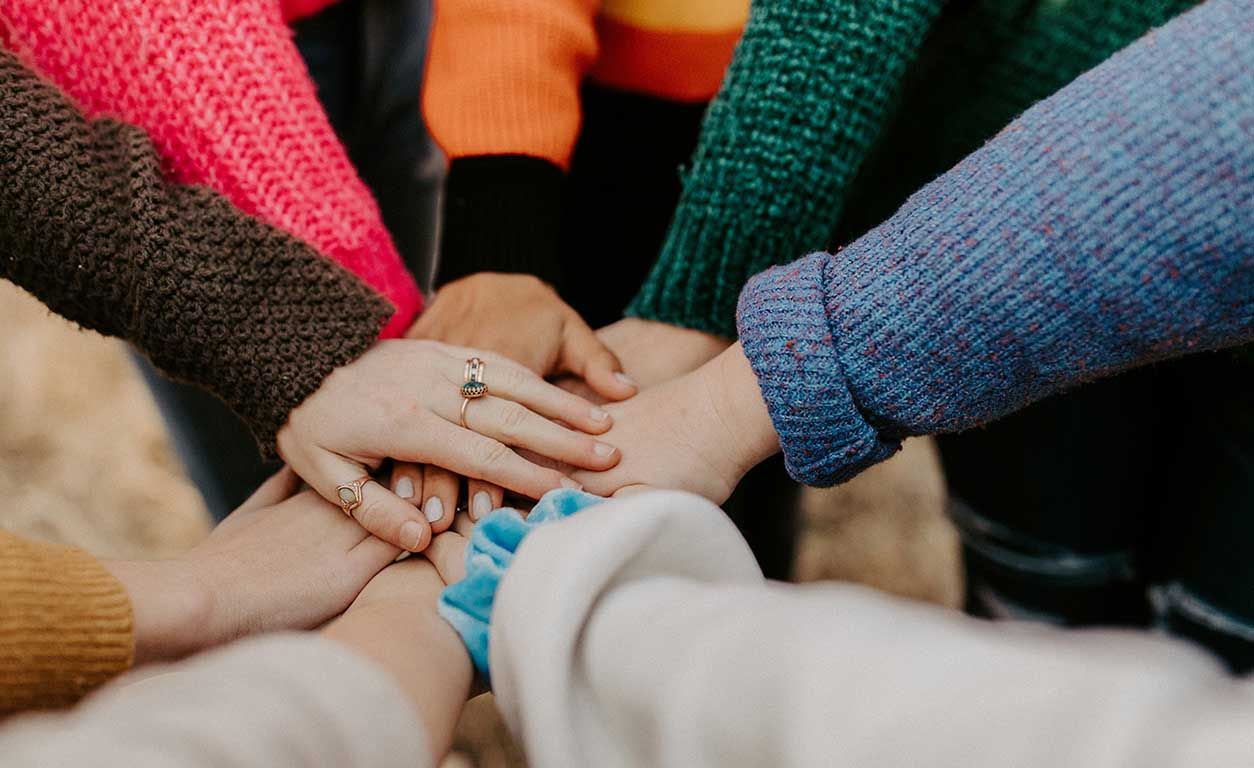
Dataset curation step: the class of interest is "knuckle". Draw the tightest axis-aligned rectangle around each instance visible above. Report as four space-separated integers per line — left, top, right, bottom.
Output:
472 439 512 470
496 401 529 440
355 497 396 537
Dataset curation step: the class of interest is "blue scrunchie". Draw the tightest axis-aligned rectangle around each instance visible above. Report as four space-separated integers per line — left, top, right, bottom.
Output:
438 488 606 681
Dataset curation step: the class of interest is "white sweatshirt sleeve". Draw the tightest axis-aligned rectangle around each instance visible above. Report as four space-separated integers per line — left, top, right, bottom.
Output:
489 490 1254 768
0 634 431 768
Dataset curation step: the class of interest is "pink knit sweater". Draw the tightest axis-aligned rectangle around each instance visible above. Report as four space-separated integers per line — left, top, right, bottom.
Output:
0 0 421 337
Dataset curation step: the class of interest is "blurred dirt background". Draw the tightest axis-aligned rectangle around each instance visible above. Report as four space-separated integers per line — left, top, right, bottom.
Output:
0 279 961 766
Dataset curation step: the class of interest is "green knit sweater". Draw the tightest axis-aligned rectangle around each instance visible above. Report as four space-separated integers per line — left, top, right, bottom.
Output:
626 0 1200 338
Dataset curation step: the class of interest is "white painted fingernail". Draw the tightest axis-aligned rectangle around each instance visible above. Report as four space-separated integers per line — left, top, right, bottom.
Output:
591 407 610 422
394 477 415 499
594 442 616 457
400 521 425 552
472 491 492 521
560 477 583 490
423 497 443 523
615 372 637 388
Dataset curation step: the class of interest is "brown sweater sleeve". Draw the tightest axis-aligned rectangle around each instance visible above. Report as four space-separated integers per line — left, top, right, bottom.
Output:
0 50 392 455
0 531 133 714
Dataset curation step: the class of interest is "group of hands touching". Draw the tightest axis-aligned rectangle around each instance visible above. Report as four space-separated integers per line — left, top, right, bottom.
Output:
104 273 781 691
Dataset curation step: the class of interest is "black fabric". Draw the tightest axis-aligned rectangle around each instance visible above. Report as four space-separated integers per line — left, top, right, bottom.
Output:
946 348 1254 666
559 84 708 327
435 155 567 289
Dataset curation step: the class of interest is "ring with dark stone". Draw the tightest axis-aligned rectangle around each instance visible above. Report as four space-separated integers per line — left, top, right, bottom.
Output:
461 381 488 399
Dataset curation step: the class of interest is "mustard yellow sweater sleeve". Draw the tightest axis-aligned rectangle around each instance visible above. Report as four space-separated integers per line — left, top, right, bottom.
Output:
0 531 134 714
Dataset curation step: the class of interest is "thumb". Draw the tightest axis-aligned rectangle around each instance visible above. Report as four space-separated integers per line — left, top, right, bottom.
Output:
560 319 637 402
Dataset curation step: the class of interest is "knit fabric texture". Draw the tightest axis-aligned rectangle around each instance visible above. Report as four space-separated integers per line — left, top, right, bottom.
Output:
0 51 391 454
0 531 133 714
736 0 1254 487
0 0 421 337
628 0 1202 338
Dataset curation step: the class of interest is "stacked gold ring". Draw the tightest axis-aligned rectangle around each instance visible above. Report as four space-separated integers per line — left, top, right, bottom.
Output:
460 357 488 429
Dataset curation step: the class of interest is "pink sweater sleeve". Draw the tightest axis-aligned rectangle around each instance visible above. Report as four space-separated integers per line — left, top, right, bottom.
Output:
0 0 422 337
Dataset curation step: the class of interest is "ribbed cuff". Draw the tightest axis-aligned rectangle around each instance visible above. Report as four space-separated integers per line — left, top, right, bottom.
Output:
436 156 566 289
736 253 900 486
0 534 134 714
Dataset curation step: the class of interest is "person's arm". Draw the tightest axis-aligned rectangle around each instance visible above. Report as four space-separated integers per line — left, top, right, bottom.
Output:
423 0 598 289
0 470 401 716
735 0 1254 486
0 49 389 453
486 491 1254 767
625 0 946 338
0 558 468 768
0 0 422 337
577 0 1254 498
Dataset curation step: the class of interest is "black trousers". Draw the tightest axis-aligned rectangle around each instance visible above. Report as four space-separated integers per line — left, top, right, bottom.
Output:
945 350 1254 670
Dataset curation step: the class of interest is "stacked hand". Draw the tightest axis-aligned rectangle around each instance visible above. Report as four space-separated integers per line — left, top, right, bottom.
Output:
276 339 620 553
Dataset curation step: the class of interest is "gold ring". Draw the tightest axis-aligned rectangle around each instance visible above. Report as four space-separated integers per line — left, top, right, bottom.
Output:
460 357 488 428
335 476 370 518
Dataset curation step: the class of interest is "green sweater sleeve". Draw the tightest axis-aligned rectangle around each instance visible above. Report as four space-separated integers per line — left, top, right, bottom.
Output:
627 0 944 338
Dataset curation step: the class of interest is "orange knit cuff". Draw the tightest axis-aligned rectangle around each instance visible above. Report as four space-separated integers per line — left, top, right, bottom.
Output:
0 532 134 715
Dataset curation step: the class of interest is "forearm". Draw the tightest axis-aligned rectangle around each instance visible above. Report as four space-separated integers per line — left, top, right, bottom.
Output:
0 51 390 452
425 0 598 286
738 0 1254 485
0 635 432 768
0 533 133 714
627 0 944 337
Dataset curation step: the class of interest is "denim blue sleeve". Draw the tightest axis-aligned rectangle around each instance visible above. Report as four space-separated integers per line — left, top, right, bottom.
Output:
438 489 606 681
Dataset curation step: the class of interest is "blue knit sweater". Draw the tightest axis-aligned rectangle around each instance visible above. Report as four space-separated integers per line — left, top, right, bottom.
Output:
736 0 1253 487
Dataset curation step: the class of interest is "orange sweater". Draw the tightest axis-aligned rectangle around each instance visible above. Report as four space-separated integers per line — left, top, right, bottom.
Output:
424 0 748 169
0 532 133 714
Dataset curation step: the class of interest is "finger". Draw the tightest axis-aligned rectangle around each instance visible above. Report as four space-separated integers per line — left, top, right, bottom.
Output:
304 450 432 553
389 462 424 508
460 395 620 471
424 530 468 585
450 349 613 435
560 319 637 402
236 467 300 513
452 509 476 537
421 465 458 534
404 417 578 501
466 480 504 523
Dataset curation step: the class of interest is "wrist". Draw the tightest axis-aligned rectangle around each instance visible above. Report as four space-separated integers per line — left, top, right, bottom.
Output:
704 343 780 479
103 559 213 664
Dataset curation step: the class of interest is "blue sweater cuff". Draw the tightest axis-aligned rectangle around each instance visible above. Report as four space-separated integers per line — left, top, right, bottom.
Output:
736 253 900 486
437 488 606 681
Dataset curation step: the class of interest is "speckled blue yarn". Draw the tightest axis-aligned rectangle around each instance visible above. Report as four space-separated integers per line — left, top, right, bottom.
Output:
737 0 1254 487
438 489 606 681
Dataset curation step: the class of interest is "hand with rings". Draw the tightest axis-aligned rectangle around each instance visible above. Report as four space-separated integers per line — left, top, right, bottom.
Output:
276 339 620 553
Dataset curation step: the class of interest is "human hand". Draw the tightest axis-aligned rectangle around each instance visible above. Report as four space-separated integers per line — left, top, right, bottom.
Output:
571 343 780 503
401 274 636 524
276 339 619 553
595 317 731 390
408 273 637 399
105 469 401 665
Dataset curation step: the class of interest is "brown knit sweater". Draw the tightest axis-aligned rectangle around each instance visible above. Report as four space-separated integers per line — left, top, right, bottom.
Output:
0 531 133 714
0 49 392 454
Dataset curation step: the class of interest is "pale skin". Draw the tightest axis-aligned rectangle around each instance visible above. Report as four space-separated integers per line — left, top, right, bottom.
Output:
571 343 781 503
104 469 402 664
398 273 729 524
275 338 620 554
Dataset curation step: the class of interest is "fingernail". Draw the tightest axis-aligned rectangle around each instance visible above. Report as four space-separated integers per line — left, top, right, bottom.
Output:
423 497 443 523
591 407 610 422
394 477 415 499
472 491 492 521
560 477 583 491
400 521 425 552
615 372 637 388
593 442 616 457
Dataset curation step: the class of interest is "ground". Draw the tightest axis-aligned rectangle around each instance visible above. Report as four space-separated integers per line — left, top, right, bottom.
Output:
0 280 961 766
